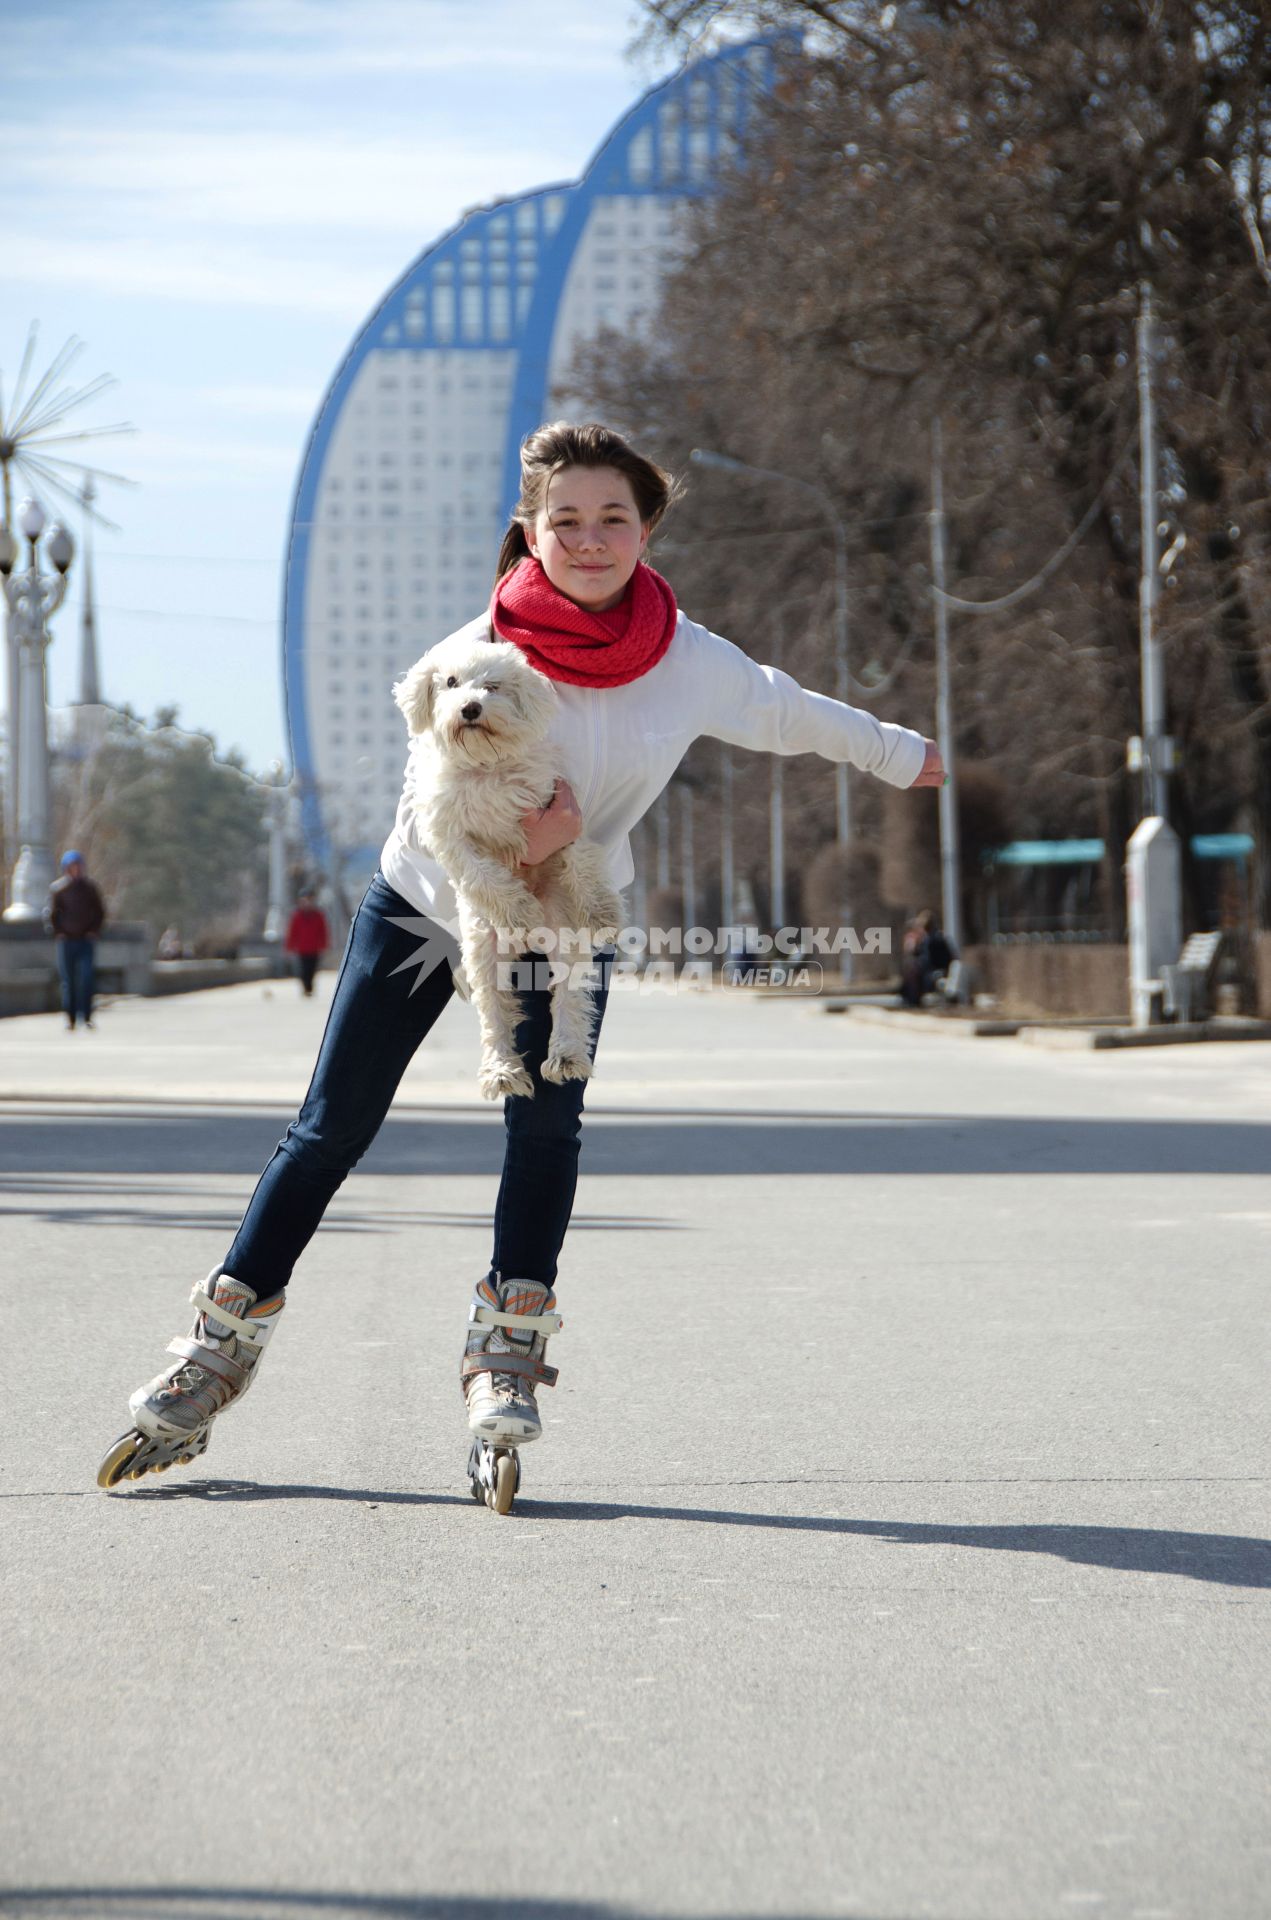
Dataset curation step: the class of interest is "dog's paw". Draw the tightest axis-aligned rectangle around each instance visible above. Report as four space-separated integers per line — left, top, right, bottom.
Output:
542 1051 593 1085
479 1058 535 1101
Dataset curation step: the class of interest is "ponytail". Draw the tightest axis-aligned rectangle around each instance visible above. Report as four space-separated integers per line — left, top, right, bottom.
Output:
494 519 532 585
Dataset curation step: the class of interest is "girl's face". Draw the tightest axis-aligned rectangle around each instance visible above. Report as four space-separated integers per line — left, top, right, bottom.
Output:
528 465 648 611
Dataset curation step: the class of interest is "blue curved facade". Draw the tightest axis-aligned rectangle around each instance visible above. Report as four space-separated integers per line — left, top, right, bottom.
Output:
283 35 788 884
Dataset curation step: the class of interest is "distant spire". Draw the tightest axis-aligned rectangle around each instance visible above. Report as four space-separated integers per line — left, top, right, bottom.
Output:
78 477 100 706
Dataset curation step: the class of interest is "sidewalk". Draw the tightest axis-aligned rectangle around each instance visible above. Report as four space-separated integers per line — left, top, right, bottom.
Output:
2 982 1268 1919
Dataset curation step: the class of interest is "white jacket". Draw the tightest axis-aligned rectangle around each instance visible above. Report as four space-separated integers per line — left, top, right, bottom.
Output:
379 609 928 928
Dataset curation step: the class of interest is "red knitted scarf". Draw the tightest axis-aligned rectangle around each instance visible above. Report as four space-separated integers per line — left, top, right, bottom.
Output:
489 557 678 689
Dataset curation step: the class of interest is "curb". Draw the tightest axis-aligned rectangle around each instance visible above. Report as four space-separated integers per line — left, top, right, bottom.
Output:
1020 1018 1271 1051
821 1002 1271 1050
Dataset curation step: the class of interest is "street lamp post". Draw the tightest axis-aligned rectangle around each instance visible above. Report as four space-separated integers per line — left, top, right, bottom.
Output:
261 763 291 942
0 498 74 922
690 448 851 847
929 420 963 954
770 613 786 929
680 784 696 933
719 742 734 931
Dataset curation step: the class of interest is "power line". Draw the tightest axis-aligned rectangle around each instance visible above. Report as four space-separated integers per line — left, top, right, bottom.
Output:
933 432 1138 615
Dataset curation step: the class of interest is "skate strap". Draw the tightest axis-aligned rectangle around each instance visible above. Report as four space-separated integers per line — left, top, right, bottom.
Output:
166 1335 250 1387
190 1286 279 1347
469 1304 563 1338
461 1351 559 1388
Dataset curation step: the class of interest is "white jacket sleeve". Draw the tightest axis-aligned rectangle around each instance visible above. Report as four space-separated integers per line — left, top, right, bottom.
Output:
693 625 928 789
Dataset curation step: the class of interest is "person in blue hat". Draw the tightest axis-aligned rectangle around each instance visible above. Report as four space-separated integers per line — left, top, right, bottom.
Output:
45 851 106 1030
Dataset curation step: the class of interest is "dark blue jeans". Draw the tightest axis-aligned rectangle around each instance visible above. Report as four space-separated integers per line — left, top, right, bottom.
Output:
57 937 96 1026
223 873 611 1295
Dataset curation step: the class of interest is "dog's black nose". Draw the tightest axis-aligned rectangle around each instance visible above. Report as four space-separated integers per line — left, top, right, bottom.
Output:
460 701 482 722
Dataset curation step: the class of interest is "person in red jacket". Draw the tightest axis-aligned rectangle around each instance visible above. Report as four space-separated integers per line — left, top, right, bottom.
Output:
283 890 329 997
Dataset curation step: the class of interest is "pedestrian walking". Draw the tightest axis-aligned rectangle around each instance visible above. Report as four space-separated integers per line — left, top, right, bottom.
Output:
45 850 106 1031
98 420 946 1507
283 889 330 997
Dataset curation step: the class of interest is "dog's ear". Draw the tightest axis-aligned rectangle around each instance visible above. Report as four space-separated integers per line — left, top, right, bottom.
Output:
393 657 436 736
508 659 557 733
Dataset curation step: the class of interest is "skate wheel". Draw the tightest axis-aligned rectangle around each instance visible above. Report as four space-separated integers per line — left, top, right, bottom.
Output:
96 1430 143 1490
490 1451 517 1516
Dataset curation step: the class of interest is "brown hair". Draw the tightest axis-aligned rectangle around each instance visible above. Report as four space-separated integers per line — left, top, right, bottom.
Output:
493 420 681 586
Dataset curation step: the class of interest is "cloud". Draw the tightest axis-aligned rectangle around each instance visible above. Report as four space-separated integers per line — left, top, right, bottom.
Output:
0 1 646 310
5 0 639 88
3 122 570 237
124 430 299 480
7 228 380 318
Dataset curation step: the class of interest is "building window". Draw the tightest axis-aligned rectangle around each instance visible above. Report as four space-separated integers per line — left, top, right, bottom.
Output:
659 100 682 179
433 284 455 341
489 285 510 339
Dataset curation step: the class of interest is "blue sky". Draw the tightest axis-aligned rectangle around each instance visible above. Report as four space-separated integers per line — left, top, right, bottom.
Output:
1 0 669 770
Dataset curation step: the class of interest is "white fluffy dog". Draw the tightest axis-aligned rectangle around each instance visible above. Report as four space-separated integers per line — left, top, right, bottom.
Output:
393 632 623 1101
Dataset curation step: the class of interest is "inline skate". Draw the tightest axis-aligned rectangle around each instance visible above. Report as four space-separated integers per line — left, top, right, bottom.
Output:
462 1274 561 1515
97 1267 285 1488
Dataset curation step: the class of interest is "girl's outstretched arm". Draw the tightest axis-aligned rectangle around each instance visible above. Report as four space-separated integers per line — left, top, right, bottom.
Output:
691 623 933 790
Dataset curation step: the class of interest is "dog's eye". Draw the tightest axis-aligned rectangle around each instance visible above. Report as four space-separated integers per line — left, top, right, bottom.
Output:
486 683 499 692
446 676 458 688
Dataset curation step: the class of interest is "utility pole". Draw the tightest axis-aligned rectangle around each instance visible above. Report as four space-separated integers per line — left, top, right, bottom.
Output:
655 788 671 891
1127 276 1181 1025
1137 280 1169 816
720 742 734 932
930 419 963 952
2 459 16 912
689 447 851 846
680 784 696 933
770 616 786 931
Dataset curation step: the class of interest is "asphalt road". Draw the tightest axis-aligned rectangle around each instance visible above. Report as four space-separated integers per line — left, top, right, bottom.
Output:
1 976 1268 1920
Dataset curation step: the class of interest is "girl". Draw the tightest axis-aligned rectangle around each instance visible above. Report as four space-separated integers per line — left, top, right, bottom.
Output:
98 421 945 1498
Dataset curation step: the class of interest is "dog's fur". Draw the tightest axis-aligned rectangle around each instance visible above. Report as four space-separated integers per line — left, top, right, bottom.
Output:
394 632 623 1101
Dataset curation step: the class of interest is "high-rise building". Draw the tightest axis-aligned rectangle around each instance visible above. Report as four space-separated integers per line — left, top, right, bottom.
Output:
284 34 785 889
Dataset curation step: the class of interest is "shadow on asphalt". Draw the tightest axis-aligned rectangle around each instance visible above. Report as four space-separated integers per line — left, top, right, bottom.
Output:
104 1480 1271 1590
0 1179 675 1236
0 1895 858 1920
3 1109 1269 1177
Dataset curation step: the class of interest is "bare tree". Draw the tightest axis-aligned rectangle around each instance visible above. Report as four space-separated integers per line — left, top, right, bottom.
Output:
591 0 1271 927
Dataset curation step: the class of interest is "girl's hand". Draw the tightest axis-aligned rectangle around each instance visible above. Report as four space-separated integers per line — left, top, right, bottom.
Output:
521 778 583 866
911 739 947 789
